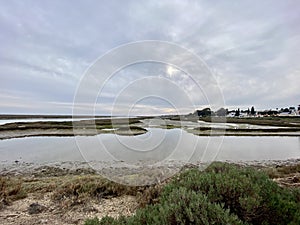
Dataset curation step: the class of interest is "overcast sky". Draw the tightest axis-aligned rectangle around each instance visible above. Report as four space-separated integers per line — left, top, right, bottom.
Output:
1 0 300 115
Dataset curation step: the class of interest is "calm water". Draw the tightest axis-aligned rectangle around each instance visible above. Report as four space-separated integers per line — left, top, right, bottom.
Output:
0 128 299 166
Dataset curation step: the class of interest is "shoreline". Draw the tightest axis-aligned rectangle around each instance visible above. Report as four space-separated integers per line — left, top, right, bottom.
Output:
0 116 300 140
1 129 300 141
2 158 300 176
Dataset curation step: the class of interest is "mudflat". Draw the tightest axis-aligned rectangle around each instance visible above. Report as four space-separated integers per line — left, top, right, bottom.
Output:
0 117 151 140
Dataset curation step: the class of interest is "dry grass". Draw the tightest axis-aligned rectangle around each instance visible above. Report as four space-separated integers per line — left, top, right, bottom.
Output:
49 173 176 210
0 166 168 212
264 164 300 179
17 173 161 209
0 176 27 209
199 116 300 127
51 175 141 207
136 184 162 207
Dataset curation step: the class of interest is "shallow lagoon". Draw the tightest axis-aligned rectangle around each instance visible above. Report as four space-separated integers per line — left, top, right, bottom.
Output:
0 128 299 167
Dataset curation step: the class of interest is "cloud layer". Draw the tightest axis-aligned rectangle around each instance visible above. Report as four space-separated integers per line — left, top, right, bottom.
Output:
1 0 299 115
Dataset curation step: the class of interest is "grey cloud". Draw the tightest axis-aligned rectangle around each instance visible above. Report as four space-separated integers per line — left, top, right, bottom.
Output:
0 0 300 114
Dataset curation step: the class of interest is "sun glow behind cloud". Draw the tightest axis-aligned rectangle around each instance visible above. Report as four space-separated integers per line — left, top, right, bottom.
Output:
166 65 179 77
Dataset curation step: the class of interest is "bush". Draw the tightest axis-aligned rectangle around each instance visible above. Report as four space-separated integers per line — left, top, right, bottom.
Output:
130 187 244 225
166 162 300 224
87 187 244 225
85 162 300 225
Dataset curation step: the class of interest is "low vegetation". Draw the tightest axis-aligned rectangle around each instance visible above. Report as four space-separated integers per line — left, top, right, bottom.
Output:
51 175 141 208
85 162 300 225
1 162 300 224
264 163 300 179
0 176 27 209
199 116 300 127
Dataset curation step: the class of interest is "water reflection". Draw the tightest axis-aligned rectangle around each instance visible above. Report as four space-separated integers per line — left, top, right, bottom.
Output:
0 129 299 166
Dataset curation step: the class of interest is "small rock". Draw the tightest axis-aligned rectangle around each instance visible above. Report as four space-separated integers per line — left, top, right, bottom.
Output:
82 205 98 213
28 203 47 214
292 176 299 183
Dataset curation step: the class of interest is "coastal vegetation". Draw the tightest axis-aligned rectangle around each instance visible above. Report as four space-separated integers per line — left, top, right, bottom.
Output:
1 162 300 224
0 117 150 139
0 176 27 210
198 116 300 127
84 162 300 225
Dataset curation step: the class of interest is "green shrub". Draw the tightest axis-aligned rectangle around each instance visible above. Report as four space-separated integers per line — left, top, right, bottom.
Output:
93 187 244 225
85 162 300 225
133 187 244 225
166 162 300 224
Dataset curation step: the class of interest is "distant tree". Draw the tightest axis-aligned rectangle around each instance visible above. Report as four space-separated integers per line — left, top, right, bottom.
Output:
250 106 255 115
247 108 250 115
202 108 211 117
283 108 289 113
235 108 240 117
216 108 227 117
267 110 278 116
194 108 211 117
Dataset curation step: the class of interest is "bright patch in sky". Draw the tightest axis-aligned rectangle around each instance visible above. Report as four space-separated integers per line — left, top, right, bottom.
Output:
166 65 178 77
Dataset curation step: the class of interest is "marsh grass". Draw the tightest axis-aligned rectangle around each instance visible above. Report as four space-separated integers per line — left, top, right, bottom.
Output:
50 175 155 208
200 116 300 127
264 164 300 179
1 169 163 211
0 176 27 209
